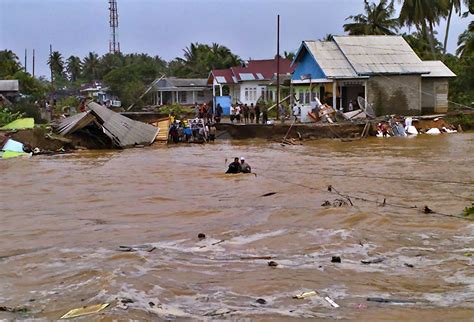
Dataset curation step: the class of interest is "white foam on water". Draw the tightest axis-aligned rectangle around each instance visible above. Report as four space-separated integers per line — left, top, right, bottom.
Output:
225 229 287 245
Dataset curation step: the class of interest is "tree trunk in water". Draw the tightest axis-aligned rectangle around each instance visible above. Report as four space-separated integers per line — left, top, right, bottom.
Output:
443 6 453 55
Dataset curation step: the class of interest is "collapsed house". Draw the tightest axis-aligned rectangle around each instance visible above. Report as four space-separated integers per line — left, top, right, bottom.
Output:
57 102 159 148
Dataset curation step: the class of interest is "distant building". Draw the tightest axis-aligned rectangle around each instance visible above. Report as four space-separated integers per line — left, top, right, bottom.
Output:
0 80 20 102
80 82 121 107
208 57 295 105
291 35 455 115
151 77 212 106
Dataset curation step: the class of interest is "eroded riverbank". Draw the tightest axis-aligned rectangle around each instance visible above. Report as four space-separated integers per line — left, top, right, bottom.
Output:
0 134 473 320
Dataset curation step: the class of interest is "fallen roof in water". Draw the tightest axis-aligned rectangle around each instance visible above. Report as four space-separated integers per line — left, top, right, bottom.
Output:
57 102 159 148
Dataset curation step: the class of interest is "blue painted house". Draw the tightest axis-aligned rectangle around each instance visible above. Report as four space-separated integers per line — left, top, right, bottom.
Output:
291 35 455 114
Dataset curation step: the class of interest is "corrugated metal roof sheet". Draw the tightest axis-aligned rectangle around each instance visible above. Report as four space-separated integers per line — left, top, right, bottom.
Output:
421 61 456 78
304 41 360 78
0 80 19 92
333 36 430 75
57 102 159 148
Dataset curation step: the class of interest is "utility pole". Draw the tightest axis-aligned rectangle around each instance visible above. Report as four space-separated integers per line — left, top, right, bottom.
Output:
50 44 54 100
276 14 280 119
32 49 35 77
24 49 27 73
109 0 120 54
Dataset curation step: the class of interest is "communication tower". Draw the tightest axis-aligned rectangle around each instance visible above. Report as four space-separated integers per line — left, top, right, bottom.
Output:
109 0 120 54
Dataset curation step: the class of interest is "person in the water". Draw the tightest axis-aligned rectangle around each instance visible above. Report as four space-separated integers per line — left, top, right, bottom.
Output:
226 157 242 174
240 157 251 173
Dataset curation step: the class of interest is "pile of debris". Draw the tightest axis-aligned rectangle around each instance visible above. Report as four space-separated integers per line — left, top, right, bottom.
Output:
56 102 160 148
0 118 35 159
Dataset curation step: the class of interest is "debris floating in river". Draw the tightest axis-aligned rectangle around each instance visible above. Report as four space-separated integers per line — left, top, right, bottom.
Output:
331 256 342 263
361 257 384 264
60 303 110 319
268 260 278 267
293 291 318 299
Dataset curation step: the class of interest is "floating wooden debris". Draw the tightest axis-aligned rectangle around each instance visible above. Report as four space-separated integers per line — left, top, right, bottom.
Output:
60 303 110 319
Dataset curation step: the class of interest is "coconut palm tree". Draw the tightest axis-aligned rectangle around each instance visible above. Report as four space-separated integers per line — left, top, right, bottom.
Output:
82 52 100 81
0 50 21 77
456 21 474 57
344 0 399 35
443 0 470 54
47 51 64 77
66 55 82 82
398 0 449 58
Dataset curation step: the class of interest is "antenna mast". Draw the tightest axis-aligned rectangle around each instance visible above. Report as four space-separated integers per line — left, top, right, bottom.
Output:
109 0 120 54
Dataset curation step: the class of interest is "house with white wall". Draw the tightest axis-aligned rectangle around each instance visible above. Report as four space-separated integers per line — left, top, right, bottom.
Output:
151 77 212 106
208 57 295 105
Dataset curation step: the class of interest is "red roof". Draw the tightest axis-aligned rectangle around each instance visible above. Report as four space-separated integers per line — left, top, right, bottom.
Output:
208 57 295 85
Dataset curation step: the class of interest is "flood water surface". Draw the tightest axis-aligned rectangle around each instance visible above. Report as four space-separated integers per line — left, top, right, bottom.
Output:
0 134 473 320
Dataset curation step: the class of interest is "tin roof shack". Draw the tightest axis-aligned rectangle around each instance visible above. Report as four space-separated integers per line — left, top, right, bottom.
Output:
420 61 456 113
57 101 159 148
291 35 456 115
208 57 295 105
151 77 212 106
0 80 20 103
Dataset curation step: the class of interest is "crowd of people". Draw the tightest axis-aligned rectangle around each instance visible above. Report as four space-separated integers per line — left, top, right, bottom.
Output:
229 102 269 125
226 157 252 174
194 102 223 124
168 119 217 144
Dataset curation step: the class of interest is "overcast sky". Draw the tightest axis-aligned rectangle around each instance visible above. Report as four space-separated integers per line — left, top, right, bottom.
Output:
0 0 470 79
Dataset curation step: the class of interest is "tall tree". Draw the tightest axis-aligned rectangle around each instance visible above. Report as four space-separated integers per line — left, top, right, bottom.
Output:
444 0 470 54
47 51 65 77
66 55 82 82
172 43 241 77
344 0 399 35
398 0 449 58
82 52 100 81
0 50 22 77
456 21 474 57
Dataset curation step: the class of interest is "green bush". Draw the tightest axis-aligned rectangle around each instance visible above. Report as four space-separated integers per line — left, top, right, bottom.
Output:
0 107 24 126
9 101 44 124
159 104 194 116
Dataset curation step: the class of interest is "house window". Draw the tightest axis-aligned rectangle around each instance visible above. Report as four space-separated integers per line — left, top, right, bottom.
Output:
244 88 249 101
298 91 304 103
197 91 204 98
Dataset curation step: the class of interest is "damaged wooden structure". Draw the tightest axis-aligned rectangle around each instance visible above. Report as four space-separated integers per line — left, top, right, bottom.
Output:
56 102 159 148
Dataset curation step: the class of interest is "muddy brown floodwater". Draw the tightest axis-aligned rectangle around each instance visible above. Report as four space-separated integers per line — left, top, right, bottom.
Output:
0 133 473 321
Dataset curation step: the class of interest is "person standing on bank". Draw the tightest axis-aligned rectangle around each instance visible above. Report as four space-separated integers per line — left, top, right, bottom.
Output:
249 103 256 123
215 103 223 124
243 103 249 124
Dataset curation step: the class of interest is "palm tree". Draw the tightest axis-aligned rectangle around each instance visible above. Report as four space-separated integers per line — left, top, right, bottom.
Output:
344 0 399 35
443 0 470 54
82 52 100 81
0 50 21 77
66 56 82 82
398 0 449 58
456 21 474 57
47 51 64 77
